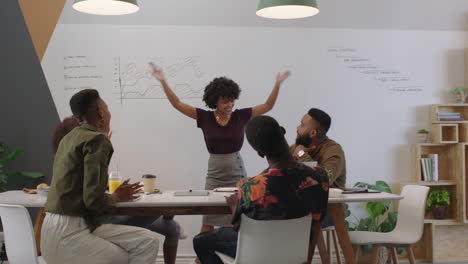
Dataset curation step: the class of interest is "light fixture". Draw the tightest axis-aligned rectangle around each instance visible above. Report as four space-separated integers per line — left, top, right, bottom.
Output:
256 0 319 19
73 0 139 15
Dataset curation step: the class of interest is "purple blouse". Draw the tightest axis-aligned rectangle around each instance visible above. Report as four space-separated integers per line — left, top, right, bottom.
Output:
196 108 252 154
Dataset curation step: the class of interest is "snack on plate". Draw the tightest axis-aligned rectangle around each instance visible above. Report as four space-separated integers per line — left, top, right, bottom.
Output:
22 188 37 194
36 183 49 189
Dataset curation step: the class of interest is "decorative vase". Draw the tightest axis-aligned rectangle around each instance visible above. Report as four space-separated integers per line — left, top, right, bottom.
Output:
432 206 447 219
417 133 429 143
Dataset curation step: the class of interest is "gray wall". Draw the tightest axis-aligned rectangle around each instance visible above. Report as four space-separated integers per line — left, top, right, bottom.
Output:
1 0 59 186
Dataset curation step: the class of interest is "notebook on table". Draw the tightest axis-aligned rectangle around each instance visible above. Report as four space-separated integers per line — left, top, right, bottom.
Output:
342 187 381 194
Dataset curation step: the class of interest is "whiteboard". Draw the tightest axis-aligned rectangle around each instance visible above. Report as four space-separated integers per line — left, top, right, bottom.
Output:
42 24 468 256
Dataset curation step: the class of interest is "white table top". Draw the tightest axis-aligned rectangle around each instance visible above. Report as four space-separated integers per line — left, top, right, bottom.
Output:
0 190 403 208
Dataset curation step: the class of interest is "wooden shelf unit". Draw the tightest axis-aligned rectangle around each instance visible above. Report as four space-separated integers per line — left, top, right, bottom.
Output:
430 104 468 123
408 104 468 263
459 123 468 143
412 144 457 182
430 123 458 143
423 185 459 221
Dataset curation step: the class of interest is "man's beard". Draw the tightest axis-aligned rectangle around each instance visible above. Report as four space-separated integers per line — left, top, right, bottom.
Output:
295 134 313 147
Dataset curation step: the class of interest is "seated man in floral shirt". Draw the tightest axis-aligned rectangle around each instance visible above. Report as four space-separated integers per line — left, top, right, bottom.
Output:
193 115 330 264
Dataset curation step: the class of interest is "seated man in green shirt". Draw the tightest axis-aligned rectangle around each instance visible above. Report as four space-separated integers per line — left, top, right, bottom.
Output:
290 108 346 189
42 89 159 264
52 116 184 264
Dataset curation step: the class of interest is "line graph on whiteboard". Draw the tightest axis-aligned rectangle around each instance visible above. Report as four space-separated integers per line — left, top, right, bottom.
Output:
114 56 206 105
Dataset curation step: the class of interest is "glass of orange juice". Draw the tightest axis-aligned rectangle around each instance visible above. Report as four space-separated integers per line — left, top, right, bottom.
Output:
108 171 122 194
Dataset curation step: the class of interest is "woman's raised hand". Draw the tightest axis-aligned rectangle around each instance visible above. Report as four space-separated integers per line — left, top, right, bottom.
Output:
276 71 291 84
150 63 165 81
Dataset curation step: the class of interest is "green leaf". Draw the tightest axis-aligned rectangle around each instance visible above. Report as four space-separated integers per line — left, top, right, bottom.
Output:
0 174 7 184
427 190 451 208
0 148 22 165
371 181 392 193
345 209 351 218
361 245 372 253
17 171 44 178
0 143 5 153
366 202 386 218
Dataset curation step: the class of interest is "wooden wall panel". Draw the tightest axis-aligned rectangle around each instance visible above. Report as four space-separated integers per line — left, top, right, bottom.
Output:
17 0 67 61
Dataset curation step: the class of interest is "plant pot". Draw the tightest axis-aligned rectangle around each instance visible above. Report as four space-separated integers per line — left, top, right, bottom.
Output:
358 246 388 264
455 93 467 104
417 133 429 143
432 206 447 219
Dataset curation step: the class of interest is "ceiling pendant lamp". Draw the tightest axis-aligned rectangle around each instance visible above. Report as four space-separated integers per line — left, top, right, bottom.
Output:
73 0 139 15
256 0 319 19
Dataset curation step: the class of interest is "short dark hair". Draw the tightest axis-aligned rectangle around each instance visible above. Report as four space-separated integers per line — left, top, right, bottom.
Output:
246 115 287 158
52 116 80 153
202 77 241 109
69 89 100 122
307 108 331 134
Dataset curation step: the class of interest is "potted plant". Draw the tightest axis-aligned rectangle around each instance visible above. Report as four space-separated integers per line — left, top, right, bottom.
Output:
0 142 44 191
450 88 468 104
426 189 450 219
417 129 429 143
345 181 400 264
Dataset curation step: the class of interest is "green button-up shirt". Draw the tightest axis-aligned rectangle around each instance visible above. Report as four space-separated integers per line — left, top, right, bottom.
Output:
45 124 116 218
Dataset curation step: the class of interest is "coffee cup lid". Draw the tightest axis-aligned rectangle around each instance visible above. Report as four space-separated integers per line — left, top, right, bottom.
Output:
142 174 157 178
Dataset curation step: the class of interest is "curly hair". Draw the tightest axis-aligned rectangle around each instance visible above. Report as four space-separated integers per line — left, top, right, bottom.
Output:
202 77 241 109
52 116 80 153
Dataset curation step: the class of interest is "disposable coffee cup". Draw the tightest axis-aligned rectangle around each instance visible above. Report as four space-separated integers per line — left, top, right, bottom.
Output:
142 174 157 193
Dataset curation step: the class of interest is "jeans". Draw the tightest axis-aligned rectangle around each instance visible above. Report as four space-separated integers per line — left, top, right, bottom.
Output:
193 227 238 264
104 215 181 245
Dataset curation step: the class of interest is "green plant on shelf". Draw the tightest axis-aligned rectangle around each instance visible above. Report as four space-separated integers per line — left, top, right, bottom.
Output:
450 87 468 95
426 190 450 208
417 129 429 134
450 88 468 103
426 189 450 219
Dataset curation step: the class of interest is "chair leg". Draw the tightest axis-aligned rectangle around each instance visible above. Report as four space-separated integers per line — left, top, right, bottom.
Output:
354 245 360 264
326 230 332 262
370 246 380 264
307 221 321 264
317 230 330 264
332 230 342 264
405 247 416 264
390 247 399 264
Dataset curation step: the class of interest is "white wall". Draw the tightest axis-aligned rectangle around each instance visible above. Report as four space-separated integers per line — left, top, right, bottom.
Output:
42 24 468 256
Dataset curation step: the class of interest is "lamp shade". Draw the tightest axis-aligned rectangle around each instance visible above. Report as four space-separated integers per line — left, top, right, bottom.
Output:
73 0 139 15
256 0 319 19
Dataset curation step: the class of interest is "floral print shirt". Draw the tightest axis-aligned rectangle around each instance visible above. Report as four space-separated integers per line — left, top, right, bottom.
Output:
232 163 330 231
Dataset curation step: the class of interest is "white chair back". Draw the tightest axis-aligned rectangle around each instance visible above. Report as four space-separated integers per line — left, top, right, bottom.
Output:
0 204 40 264
233 214 312 264
393 185 429 244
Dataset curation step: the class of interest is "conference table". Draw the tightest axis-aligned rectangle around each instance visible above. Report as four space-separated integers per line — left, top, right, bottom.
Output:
0 190 403 264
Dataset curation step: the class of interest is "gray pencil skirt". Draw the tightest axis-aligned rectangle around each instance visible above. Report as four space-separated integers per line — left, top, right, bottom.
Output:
203 152 246 226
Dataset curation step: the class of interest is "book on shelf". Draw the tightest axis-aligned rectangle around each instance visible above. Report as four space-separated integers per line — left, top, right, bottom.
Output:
427 154 439 181
421 158 429 181
420 155 439 182
438 118 464 121
438 112 460 116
